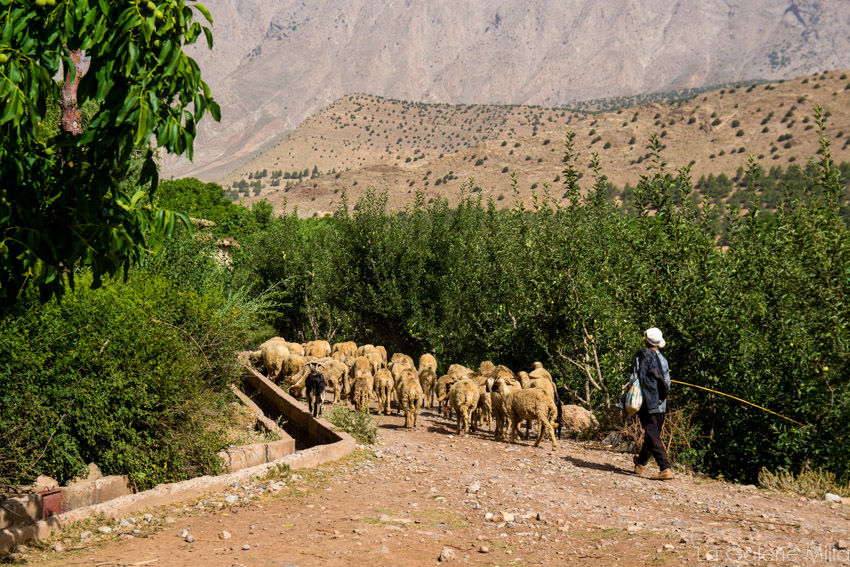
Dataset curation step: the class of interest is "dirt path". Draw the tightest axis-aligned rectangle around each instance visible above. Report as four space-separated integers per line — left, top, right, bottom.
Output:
28 406 850 567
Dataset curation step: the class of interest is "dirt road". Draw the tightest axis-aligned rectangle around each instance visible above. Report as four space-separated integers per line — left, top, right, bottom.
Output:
28 406 850 566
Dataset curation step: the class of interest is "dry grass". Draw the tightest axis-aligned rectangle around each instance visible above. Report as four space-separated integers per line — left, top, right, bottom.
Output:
758 463 850 499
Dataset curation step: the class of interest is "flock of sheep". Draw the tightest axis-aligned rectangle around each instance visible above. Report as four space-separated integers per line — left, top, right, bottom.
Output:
249 338 599 451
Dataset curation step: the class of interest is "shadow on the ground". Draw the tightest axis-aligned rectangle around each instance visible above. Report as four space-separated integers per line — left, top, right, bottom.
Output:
563 454 633 476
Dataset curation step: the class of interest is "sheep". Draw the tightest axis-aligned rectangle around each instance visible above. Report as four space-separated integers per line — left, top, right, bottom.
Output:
471 381 492 432
373 368 394 415
418 353 437 375
508 388 558 451
348 356 374 412
396 368 424 428
530 361 553 383
490 376 522 441
304 340 331 358
375 345 388 367
356 344 377 357
446 363 472 380
365 351 383 375
560 404 598 436
317 358 347 404
437 378 479 436
258 338 290 380
418 367 437 408
303 362 327 417
350 375 373 413
340 355 356 395
434 374 458 419
332 340 357 358
479 360 495 376
389 354 415 400
284 341 304 356
277 354 306 385
519 371 555 399
518 370 557 439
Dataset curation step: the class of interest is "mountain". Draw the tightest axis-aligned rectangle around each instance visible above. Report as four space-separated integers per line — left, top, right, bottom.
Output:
222 70 850 217
164 0 850 181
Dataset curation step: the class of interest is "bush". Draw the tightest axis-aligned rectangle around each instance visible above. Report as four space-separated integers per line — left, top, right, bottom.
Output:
0 233 272 489
325 404 377 444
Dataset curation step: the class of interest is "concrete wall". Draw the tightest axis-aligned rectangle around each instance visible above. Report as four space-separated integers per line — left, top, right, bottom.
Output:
219 384 297 472
0 360 356 553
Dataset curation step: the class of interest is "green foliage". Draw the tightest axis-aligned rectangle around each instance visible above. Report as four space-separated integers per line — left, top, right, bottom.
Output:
0 232 272 489
325 403 378 444
234 118 850 485
0 0 219 301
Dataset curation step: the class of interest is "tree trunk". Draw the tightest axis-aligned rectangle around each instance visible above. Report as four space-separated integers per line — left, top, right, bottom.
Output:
61 50 83 135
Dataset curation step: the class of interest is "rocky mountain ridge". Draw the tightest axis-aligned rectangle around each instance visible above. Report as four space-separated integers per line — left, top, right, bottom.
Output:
163 0 850 181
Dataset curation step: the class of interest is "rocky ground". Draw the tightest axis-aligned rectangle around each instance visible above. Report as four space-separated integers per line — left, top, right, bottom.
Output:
20 406 850 567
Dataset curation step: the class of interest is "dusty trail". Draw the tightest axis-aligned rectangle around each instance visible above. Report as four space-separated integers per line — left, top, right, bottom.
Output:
31 405 850 567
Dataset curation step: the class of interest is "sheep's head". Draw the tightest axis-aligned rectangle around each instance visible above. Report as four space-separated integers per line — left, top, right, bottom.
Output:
532 361 544 370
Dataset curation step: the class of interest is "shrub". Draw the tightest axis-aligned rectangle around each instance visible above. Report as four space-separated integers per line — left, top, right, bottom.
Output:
325 404 377 444
0 234 271 489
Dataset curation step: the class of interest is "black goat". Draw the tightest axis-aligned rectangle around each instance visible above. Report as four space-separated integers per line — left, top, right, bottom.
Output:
304 362 327 418
553 389 563 440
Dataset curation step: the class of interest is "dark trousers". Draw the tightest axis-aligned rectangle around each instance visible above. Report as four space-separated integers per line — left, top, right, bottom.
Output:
636 407 671 471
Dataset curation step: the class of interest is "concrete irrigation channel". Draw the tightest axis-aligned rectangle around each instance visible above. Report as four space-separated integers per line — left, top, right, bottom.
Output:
0 359 356 553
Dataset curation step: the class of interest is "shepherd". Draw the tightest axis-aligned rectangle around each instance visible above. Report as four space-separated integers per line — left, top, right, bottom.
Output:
621 327 674 480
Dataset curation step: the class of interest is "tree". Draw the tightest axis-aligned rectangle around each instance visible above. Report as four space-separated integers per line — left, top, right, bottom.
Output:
0 0 219 301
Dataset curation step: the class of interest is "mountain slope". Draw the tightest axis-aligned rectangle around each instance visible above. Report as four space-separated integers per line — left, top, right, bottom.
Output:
164 0 850 180
221 70 850 217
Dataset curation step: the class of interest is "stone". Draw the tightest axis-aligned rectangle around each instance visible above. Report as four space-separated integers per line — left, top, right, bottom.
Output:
143 513 153 522
467 483 480 494
479 545 490 553
494 511 514 523
0 529 14 551
663 544 675 551
97 526 113 535
185 534 195 543
484 512 494 521
242 544 250 550
34 475 59 491
119 518 131 528
79 531 93 541
180 529 189 538
221 530 232 540
165 517 176 524
52 542 65 552
34 519 58 540
825 493 842 503
439 547 456 562
225 495 240 504
837 540 848 550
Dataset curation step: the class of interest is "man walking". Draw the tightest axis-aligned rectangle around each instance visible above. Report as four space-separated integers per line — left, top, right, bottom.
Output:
626 327 673 480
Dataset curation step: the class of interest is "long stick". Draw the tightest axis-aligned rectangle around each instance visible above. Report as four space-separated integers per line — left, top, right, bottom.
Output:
671 379 805 427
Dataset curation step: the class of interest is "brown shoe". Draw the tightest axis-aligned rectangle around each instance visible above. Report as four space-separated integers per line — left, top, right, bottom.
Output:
654 468 674 481
633 456 645 475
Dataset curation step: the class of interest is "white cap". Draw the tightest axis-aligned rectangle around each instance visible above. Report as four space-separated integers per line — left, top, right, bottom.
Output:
644 327 665 348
